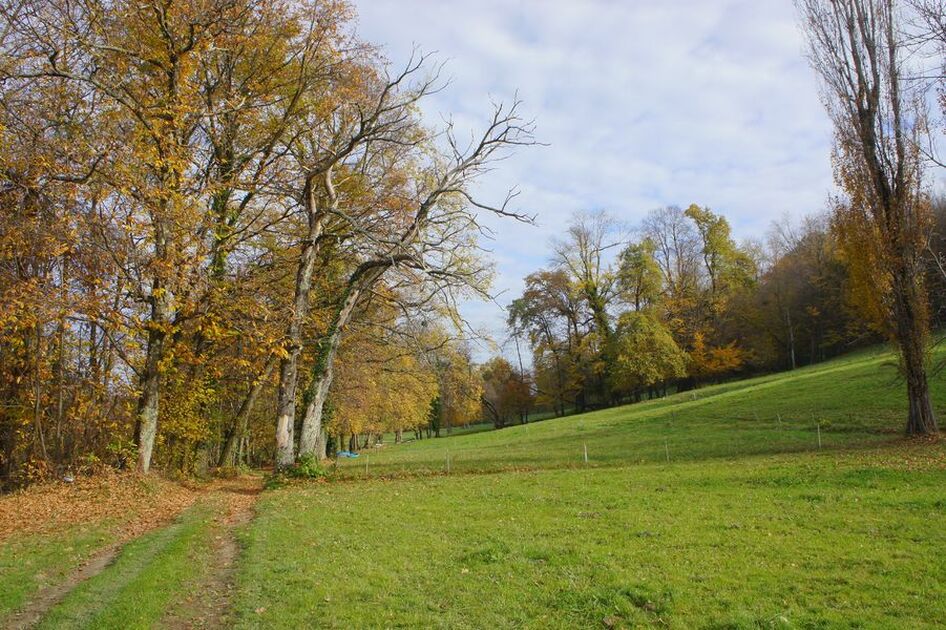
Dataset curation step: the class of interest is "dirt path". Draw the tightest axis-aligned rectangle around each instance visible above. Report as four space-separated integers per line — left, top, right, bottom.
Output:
6 544 122 630
160 476 262 629
5 475 262 630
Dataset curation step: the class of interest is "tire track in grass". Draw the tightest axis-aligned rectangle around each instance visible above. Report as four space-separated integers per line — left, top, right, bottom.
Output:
6 544 121 630
161 476 262 629
6 475 261 629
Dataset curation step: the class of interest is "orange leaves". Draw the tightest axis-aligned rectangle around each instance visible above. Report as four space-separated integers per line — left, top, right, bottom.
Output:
687 331 745 381
831 202 895 337
0 470 201 543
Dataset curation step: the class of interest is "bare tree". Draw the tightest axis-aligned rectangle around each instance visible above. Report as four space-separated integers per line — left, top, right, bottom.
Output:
550 210 623 404
640 206 702 301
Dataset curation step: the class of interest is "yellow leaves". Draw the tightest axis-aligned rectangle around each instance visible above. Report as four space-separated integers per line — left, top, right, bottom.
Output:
329 327 439 435
158 370 216 448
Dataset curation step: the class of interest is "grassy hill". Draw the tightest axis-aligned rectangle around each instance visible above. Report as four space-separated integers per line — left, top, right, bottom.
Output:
334 346 925 478
231 345 946 628
5 345 946 628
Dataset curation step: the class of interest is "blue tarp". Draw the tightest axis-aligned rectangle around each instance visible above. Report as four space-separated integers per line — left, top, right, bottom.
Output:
337 450 360 458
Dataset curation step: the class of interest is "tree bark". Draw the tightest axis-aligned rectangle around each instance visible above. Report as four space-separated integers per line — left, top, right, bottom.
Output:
298 277 372 459
274 179 326 467
785 307 796 370
892 269 938 434
135 283 171 473
274 355 299 467
135 334 163 473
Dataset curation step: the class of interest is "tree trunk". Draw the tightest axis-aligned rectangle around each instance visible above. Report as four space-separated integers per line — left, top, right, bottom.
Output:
299 269 382 459
786 308 796 370
274 357 298 468
135 208 175 474
135 292 170 474
314 429 328 460
298 359 334 459
135 338 162 473
275 179 327 467
892 271 938 435
275 239 319 465
32 323 49 463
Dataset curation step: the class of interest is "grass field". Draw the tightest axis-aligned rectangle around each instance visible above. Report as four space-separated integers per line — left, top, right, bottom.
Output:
335 347 918 479
232 346 946 628
4 344 946 628
236 451 946 628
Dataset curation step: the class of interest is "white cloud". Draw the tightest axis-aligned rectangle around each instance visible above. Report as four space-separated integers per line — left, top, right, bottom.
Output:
353 0 837 357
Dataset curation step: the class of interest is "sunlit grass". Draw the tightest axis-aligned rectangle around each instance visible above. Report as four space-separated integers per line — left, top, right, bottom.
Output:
234 345 946 628
336 347 916 479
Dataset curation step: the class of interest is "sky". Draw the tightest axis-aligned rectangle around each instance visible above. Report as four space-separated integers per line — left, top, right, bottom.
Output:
352 0 837 357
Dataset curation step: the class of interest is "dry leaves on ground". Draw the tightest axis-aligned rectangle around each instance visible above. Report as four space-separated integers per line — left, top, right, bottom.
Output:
0 470 201 543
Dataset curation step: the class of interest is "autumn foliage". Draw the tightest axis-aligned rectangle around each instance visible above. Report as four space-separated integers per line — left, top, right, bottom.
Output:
0 0 531 487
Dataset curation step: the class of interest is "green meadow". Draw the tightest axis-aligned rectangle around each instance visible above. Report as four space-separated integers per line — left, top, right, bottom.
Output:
232 346 946 628
6 345 946 628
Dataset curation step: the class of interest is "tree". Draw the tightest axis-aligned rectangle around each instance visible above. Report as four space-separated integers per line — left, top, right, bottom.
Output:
270 19 407 467
750 214 872 371
293 97 534 462
3 0 249 472
616 237 663 311
0 0 346 473
612 312 686 399
551 210 622 405
0 0 535 483
480 356 533 428
798 0 938 434
329 327 437 451
509 269 590 414
427 341 482 436
685 204 756 307
640 206 702 306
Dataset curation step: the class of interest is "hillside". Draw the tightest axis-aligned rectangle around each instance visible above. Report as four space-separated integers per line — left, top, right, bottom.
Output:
4 345 946 628
231 346 946 628
335 346 934 478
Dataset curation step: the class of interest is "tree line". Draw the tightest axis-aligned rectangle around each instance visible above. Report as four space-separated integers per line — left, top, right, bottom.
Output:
496 206 876 420
486 0 946 436
2 0 945 488
0 0 531 487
